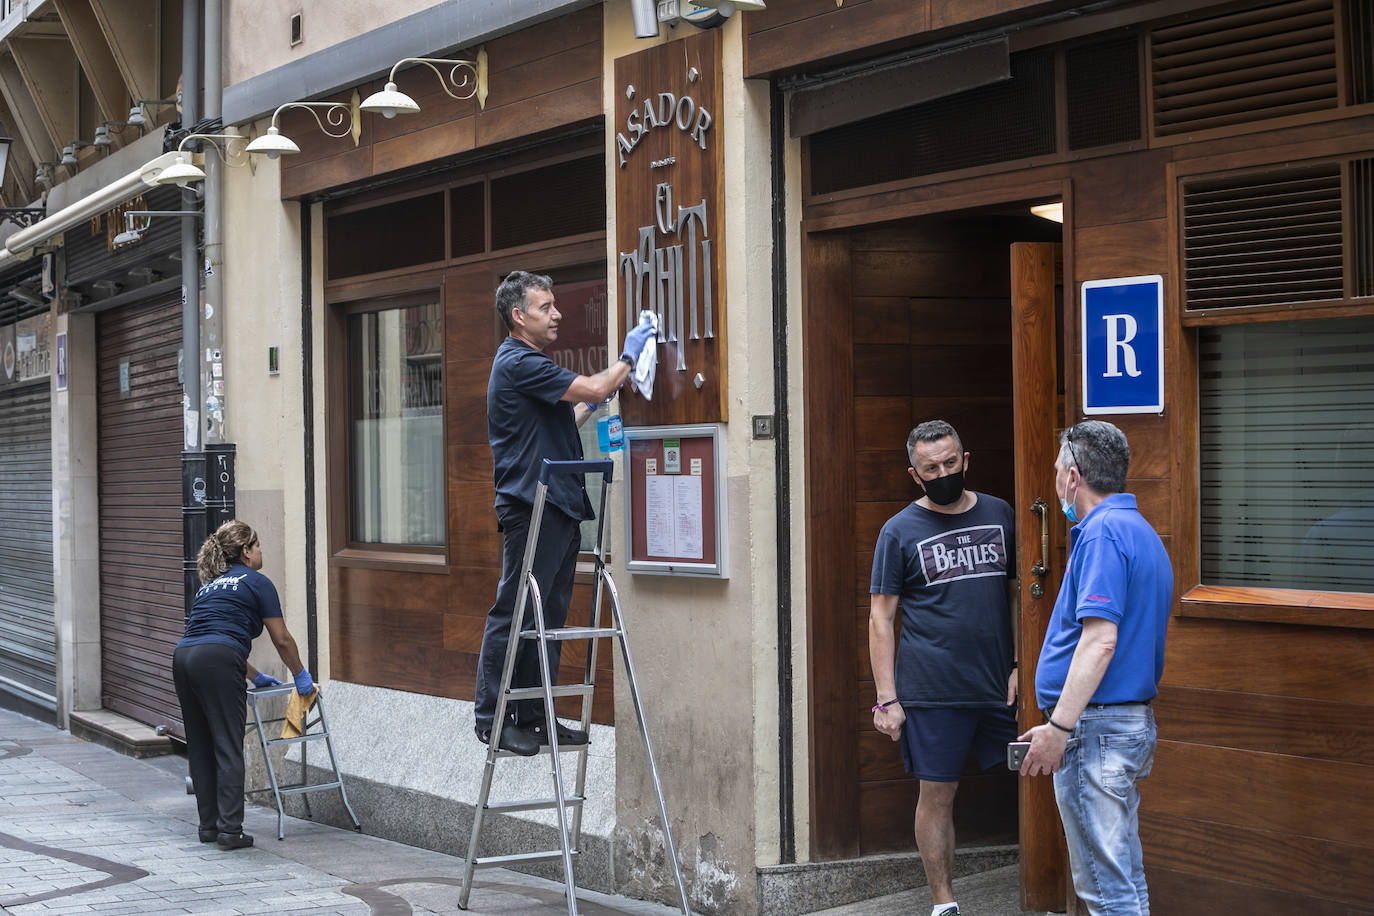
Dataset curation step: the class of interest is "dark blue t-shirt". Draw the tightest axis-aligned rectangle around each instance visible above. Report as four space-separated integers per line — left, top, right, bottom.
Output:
177 563 283 659
870 494 1017 707
1035 493 1172 709
488 337 593 521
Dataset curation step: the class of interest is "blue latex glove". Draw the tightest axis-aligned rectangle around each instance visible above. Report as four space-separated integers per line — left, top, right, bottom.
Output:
293 668 315 695
251 672 281 689
619 314 657 366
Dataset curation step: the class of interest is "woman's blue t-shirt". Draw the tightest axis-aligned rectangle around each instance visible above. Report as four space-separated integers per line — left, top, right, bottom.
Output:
177 563 283 659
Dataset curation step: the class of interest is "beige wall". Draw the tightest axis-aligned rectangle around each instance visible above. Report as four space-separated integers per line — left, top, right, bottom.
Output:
219 137 330 681
603 3 781 911
224 0 440 87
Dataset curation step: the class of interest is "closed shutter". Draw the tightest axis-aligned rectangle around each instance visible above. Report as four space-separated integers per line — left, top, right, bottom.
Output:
0 380 55 713
97 294 186 735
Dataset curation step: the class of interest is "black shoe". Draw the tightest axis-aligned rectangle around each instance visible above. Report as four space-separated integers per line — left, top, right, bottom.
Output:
198 828 217 843
477 723 539 756
531 720 589 747
216 832 254 850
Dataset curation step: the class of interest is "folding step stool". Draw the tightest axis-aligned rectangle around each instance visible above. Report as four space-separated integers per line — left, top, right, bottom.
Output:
245 683 361 840
459 459 691 916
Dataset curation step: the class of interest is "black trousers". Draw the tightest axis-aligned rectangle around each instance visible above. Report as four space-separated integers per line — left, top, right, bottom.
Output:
474 502 581 733
172 643 247 834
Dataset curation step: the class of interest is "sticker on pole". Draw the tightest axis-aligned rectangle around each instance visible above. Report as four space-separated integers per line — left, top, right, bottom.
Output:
1080 275 1163 416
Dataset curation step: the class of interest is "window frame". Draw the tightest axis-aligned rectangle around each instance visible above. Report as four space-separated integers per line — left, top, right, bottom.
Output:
1169 141 1374 629
326 280 451 574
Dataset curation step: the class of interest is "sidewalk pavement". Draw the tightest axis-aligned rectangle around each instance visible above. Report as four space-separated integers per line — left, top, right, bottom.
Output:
805 865 1043 916
0 706 684 916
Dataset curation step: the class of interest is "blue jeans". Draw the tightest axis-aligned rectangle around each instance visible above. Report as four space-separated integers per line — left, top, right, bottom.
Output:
1053 703 1156 916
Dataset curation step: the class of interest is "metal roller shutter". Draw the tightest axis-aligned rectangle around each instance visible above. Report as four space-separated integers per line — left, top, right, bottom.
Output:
97 294 186 736
0 380 55 714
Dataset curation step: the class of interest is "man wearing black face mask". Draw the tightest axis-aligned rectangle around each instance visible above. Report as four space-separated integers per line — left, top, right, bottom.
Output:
868 420 1019 916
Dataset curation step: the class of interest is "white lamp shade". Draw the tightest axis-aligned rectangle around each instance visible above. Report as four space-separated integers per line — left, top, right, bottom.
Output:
155 155 207 186
359 82 421 119
687 0 766 10
127 106 146 127
245 126 301 159
112 228 144 245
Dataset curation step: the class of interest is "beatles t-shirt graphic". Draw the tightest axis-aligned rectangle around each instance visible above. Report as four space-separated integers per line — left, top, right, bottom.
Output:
917 524 1008 586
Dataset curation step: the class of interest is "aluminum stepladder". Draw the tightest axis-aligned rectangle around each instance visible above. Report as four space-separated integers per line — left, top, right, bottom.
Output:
459 459 691 916
244 683 361 840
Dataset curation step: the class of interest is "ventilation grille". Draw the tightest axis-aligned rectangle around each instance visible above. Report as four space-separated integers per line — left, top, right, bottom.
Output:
1183 163 1343 309
1067 35 1142 149
808 51 1055 195
1355 158 1374 298
490 156 605 251
1151 0 1338 137
1348 0 1374 104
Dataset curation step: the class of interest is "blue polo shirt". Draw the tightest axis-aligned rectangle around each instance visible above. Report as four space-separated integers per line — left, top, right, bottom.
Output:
487 337 593 522
1035 493 1173 709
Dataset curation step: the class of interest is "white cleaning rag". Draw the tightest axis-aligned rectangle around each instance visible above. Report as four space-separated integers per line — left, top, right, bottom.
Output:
630 310 659 400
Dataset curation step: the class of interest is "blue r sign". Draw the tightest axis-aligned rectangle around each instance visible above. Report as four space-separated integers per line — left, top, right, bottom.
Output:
1081 275 1164 415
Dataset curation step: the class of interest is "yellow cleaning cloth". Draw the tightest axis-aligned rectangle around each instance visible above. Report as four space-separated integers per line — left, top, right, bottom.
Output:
281 687 319 740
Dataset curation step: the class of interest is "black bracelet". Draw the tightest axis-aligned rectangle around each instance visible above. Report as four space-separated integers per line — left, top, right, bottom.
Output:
1011 660 1018 669
618 354 634 366
1046 716 1074 734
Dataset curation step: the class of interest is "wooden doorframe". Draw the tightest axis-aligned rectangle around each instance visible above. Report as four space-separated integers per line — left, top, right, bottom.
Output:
802 229 859 859
802 185 1075 876
1010 241 1070 911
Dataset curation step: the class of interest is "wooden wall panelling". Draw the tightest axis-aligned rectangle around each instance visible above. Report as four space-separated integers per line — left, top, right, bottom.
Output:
1161 618 1374 704
805 231 860 859
1141 811 1374 910
1154 685 1374 765
1147 865 1374 916
1147 740 1374 848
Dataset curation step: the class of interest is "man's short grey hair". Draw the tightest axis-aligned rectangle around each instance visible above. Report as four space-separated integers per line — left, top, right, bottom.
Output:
1058 419 1130 494
907 420 963 467
496 270 553 333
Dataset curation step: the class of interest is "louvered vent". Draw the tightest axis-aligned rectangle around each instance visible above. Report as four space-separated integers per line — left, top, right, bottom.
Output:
1355 158 1373 298
1348 0 1374 104
1151 0 1338 136
1183 163 1343 309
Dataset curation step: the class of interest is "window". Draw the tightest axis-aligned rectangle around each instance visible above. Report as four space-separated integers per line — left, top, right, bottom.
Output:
1199 318 1374 594
346 297 445 546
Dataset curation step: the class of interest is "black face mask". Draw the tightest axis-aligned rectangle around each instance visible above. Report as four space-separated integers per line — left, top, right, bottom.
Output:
917 467 965 506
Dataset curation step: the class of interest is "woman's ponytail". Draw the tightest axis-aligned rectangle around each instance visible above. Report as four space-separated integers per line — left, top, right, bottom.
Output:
196 520 256 584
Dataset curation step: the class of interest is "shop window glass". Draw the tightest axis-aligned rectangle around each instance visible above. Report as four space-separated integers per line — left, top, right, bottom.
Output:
347 299 445 546
1199 318 1374 593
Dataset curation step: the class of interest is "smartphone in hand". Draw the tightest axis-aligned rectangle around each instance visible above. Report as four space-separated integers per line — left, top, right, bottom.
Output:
1006 741 1031 771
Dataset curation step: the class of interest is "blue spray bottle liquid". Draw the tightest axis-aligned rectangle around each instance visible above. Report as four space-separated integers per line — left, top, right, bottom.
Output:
595 401 624 453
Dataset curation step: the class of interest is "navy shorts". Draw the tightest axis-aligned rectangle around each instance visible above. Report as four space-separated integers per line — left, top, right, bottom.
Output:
899 704 1019 782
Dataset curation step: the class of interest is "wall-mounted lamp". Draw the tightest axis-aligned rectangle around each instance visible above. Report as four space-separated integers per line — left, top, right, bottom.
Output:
684 0 766 14
60 141 100 168
127 99 177 128
245 100 358 159
93 120 132 148
34 162 56 186
359 51 489 117
1030 201 1064 223
112 208 200 246
7 284 45 306
150 132 253 187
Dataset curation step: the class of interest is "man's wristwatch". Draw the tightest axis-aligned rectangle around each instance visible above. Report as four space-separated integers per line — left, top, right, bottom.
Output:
618 354 634 366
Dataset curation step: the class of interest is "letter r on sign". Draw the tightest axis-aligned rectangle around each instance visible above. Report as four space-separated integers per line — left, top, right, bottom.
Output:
1102 313 1141 378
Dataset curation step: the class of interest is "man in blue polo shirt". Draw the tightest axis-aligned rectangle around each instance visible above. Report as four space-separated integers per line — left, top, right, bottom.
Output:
476 270 655 756
1019 419 1172 916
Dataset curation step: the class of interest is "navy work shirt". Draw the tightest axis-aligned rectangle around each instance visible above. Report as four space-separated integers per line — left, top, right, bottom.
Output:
177 563 283 660
488 337 593 522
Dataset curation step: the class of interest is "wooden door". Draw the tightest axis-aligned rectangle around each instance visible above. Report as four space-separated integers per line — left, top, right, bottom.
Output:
1009 242 1069 911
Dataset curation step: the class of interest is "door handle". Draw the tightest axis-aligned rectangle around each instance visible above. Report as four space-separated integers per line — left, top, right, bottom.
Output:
1028 497 1049 598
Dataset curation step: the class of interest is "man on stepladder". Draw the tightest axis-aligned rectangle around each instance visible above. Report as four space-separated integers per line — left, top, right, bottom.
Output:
869 420 1020 916
476 270 657 756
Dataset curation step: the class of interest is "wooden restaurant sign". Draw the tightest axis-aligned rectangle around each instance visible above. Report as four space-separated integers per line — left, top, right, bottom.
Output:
614 30 726 425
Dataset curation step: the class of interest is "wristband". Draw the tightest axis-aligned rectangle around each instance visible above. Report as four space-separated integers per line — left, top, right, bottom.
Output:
871 698 899 713
618 354 634 366
1011 660 1018 669
1046 715 1074 734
